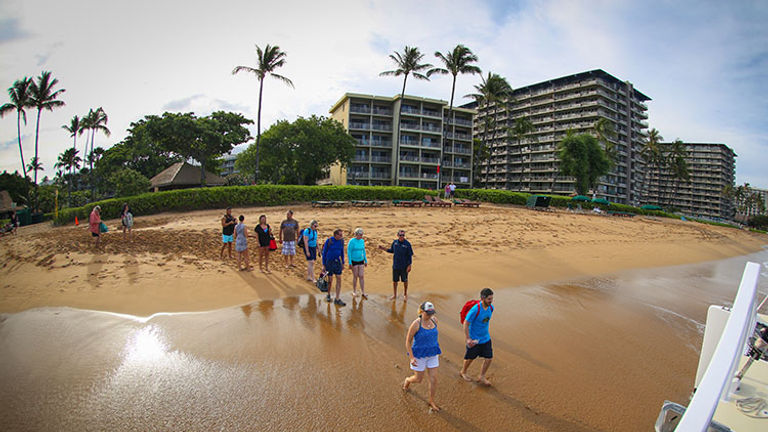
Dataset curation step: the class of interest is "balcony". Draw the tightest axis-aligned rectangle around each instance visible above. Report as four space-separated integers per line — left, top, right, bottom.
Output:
350 104 371 114
371 123 392 131
349 122 370 130
370 140 392 148
370 155 391 163
372 107 392 116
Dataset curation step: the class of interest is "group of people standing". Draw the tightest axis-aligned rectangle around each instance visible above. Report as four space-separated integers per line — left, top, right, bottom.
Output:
444 182 456 199
219 207 415 307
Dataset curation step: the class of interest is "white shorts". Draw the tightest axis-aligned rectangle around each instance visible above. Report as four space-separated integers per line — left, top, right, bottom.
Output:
410 355 440 371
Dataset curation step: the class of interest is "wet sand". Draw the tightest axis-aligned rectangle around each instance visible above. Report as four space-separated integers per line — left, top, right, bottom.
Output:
1 251 767 431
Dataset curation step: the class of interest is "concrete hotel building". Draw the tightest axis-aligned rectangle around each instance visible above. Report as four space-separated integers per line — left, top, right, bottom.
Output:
643 142 736 220
470 69 650 205
329 93 475 189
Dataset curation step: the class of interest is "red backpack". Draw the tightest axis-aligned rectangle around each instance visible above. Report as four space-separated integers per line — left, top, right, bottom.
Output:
460 300 493 324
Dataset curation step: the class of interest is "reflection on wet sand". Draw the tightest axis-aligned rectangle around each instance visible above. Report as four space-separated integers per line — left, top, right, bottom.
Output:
1 251 766 431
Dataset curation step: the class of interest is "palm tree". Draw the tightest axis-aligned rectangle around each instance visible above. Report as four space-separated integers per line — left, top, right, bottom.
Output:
0 77 34 179
232 44 294 183
510 117 535 189
466 72 512 187
26 156 43 180
82 107 110 172
641 128 665 206
593 118 617 165
29 71 66 186
55 148 81 206
380 46 433 185
62 115 84 155
666 139 690 207
427 45 481 186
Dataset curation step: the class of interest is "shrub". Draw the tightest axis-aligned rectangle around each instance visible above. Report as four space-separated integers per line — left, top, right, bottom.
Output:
747 215 768 230
53 185 432 225
109 168 151 198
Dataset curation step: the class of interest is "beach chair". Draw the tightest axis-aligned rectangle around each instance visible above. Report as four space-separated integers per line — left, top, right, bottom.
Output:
525 195 552 211
372 201 388 207
453 198 481 208
393 200 423 207
424 195 451 207
330 201 349 207
311 201 334 208
351 200 374 207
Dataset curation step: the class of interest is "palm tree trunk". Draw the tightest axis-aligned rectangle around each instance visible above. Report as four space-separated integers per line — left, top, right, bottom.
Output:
16 111 27 179
393 75 408 186
200 161 207 186
255 79 264 183
34 108 41 185
446 75 457 188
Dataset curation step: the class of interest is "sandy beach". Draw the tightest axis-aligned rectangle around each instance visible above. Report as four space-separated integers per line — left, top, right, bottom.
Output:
1 204 766 431
0 204 764 314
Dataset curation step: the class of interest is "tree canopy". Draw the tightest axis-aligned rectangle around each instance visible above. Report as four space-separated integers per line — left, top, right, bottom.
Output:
236 115 355 185
557 132 611 195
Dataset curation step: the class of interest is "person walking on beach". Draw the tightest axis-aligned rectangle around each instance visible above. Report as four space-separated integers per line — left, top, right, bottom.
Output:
279 210 299 269
379 229 414 301
347 227 368 299
233 215 253 271
120 203 134 241
321 229 346 306
254 214 272 273
9 209 18 234
460 288 495 386
302 220 319 282
89 205 102 248
403 301 442 411
220 207 237 260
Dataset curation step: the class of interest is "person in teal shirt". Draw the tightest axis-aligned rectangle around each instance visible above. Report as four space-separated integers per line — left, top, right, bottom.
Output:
302 220 319 282
347 227 368 299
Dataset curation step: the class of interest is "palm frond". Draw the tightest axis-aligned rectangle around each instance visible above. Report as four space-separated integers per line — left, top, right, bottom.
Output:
269 73 294 88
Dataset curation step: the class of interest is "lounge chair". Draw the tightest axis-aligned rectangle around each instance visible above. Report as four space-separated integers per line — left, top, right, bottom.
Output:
393 200 423 207
424 195 451 207
525 195 552 211
311 201 334 208
453 198 481 208
351 200 375 207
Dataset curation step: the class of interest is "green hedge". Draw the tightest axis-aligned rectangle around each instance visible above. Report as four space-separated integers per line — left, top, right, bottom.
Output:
53 185 432 225
454 188 677 218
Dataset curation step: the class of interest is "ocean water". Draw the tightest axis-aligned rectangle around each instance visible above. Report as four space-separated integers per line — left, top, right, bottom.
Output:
1 249 766 431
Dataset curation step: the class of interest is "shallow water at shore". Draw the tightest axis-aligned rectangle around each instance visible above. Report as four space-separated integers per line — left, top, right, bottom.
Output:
1 250 766 431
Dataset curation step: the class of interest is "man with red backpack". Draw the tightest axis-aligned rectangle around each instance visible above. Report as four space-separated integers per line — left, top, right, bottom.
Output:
460 288 495 385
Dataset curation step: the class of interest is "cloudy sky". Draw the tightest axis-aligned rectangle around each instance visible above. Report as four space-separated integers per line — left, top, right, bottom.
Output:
1 0 766 187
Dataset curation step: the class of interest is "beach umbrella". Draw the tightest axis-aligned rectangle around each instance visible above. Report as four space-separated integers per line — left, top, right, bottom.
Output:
571 195 591 201
641 204 662 210
592 198 611 205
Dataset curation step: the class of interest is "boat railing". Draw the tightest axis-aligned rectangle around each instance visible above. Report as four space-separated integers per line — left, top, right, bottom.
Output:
662 261 760 432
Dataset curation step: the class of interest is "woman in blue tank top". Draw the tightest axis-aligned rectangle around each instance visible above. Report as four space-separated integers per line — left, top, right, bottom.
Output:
403 301 442 411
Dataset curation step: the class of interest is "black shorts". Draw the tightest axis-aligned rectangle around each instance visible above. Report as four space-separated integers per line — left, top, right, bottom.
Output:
326 259 343 275
392 267 408 282
351 260 365 266
464 340 493 360
91 232 100 237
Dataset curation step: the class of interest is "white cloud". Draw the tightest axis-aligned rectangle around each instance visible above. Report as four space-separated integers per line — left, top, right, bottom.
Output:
1 0 766 187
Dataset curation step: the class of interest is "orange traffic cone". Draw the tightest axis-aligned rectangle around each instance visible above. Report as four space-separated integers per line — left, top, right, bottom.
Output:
75 216 79 226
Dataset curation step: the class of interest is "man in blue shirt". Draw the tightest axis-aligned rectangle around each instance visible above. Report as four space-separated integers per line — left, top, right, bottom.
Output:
321 229 346 307
460 288 494 386
378 229 413 301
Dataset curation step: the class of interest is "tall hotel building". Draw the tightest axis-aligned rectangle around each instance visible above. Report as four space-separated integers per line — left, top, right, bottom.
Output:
329 93 475 189
644 142 736 220
470 69 650 205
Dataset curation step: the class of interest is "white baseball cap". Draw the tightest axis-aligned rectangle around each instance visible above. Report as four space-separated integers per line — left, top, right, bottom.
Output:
421 302 436 314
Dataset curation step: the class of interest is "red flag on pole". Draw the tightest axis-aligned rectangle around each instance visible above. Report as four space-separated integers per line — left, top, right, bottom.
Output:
437 165 440 174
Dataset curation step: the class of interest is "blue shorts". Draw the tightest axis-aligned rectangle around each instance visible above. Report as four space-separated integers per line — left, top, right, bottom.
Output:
325 259 343 275
222 234 234 243
305 246 317 261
